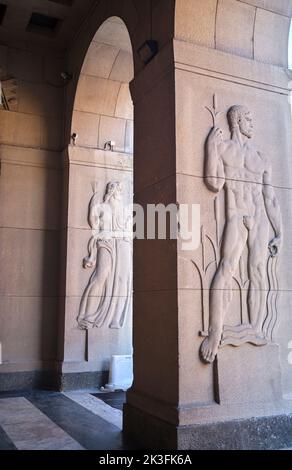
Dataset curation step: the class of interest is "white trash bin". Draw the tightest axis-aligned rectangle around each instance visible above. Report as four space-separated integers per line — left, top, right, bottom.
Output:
105 355 133 391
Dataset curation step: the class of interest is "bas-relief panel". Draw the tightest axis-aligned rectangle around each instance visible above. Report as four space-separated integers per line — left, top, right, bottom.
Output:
77 181 132 330
198 96 283 364
175 70 292 190
67 159 133 230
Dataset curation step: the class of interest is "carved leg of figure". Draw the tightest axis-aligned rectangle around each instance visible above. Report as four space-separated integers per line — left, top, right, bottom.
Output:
78 248 111 329
200 262 233 363
109 241 132 329
248 218 269 336
200 217 248 363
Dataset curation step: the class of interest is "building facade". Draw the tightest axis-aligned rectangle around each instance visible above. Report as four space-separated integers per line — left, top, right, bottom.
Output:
1 0 292 449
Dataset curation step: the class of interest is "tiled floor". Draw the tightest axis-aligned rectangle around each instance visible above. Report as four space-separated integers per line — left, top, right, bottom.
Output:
0 390 133 451
2 392 291 451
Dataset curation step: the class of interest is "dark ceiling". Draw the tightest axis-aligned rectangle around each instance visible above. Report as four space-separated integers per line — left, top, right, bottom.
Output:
0 0 97 51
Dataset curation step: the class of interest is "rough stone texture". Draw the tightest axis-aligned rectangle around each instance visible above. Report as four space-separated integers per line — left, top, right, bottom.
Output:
175 0 292 67
216 0 256 59
254 8 291 67
238 0 292 17
0 43 64 383
178 414 292 450
124 403 292 450
124 404 177 450
175 0 217 48
71 111 100 149
216 345 282 405
0 370 109 392
59 372 109 392
0 110 62 151
0 298 58 364
0 371 59 392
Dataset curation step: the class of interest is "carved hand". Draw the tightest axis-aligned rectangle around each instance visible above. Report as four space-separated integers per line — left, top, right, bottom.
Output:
209 127 223 146
268 236 282 257
83 257 94 269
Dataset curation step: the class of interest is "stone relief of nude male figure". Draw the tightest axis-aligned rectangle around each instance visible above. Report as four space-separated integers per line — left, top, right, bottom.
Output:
200 105 283 364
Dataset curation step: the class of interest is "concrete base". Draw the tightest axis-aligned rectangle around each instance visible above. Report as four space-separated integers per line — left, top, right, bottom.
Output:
59 371 108 391
124 403 292 450
0 371 58 392
216 344 282 405
0 370 109 392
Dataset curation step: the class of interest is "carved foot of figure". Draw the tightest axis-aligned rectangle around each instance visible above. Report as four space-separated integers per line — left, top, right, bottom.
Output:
200 330 221 364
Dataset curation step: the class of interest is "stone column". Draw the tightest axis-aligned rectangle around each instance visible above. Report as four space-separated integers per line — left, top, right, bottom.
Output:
125 23 292 449
124 41 180 448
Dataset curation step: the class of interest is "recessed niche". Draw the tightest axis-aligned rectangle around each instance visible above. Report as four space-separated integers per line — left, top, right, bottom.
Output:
26 12 61 36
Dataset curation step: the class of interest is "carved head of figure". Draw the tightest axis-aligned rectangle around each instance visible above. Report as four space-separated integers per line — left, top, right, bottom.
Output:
227 105 253 139
104 181 123 203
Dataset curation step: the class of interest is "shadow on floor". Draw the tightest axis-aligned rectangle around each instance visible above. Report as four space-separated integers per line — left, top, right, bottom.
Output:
91 391 126 411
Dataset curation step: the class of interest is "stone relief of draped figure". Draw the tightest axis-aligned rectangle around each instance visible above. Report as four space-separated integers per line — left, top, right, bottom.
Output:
77 181 132 330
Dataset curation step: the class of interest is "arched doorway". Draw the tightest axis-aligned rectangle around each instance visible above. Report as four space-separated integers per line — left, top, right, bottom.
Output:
61 16 134 391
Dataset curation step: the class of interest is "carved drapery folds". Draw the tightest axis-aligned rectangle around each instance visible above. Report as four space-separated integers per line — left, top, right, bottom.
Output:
77 181 132 330
199 96 283 364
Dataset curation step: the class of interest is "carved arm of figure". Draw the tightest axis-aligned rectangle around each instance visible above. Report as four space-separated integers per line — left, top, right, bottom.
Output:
204 127 225 193
83 236 98 269
263 162 283 257
83 203 101 269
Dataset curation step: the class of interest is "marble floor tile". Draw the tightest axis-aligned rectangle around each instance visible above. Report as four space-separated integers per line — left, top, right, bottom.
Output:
63 392 123 429
0 397 84 450
0 391 136 450
27 393 127 450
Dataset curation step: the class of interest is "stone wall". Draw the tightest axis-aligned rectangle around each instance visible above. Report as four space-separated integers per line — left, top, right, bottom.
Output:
0 44 65 388
175 0 291 67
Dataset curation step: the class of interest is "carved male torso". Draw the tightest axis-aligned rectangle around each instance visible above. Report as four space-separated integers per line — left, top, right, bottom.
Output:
220 140 267 222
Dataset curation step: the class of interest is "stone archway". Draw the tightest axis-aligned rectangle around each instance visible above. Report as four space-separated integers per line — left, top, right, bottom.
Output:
60 15 135 390
57 0 176 393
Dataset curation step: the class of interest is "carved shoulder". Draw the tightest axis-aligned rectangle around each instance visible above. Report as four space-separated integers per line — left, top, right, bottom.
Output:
223 139 236 150
88 196 103 228
218 139 236 159
89 195 102 212
257 151 271 174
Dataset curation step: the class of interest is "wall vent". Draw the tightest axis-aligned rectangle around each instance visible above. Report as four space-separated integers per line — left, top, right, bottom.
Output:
26 12 61 36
